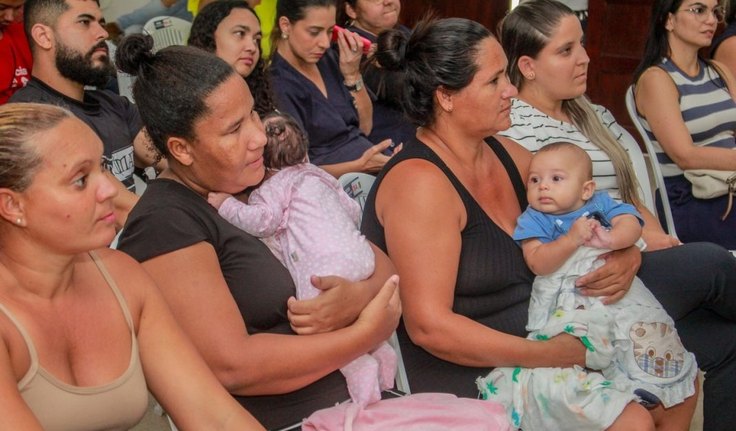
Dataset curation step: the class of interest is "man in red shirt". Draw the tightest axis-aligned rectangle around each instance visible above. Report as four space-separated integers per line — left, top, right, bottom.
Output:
0 0 31 104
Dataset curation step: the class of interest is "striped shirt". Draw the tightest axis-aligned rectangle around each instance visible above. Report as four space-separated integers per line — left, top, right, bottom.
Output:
638 58 736 178
500 98 637 201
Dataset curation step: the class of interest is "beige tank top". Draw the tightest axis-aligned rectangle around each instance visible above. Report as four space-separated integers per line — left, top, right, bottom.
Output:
0 251 149 431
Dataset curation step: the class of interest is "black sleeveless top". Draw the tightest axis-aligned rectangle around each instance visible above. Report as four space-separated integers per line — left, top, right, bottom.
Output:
361 136 534 397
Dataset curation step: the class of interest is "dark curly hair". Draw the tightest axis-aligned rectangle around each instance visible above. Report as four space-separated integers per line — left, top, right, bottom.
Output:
188 0 275 117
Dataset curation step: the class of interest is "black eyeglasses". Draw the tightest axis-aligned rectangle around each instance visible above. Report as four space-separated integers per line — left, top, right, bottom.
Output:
679 4 726 23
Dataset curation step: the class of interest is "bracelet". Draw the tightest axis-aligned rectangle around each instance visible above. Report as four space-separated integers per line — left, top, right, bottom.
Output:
344 77 364 93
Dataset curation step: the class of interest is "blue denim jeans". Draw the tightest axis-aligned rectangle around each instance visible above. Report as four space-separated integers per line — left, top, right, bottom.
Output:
117 0 192 34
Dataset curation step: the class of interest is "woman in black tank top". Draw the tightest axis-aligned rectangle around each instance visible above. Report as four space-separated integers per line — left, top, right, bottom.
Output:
362 17 654 397
366 12 736 431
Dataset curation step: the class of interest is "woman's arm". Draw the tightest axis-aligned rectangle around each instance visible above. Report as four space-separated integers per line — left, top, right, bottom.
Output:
376 159 585 368
635 67 736 170
106 251 265 430
336 30 373 135
714 38 736 83
138 241 399 396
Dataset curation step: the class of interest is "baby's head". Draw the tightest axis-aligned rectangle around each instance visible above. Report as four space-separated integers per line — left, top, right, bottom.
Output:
526 142 595 215
262 111 309 170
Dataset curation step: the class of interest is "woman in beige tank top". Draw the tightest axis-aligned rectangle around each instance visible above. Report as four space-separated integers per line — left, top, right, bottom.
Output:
0 103 265 431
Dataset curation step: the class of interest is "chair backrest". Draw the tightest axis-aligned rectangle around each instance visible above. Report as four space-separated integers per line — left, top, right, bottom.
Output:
338 172 377 212
143 15 192 53
618 125 656 216
336 171 411 395
624 85 679 238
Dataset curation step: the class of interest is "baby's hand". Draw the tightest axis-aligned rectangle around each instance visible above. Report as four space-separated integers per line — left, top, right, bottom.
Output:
567 216 596 246
585 223 613 249
207 192 232 210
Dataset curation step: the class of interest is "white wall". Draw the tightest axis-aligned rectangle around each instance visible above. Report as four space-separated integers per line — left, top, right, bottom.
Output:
100 0 151 22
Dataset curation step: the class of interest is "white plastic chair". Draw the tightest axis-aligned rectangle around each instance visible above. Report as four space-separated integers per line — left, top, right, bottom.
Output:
339 172 376 212
338 172 411 396
142 15 192 53
624 85 679 238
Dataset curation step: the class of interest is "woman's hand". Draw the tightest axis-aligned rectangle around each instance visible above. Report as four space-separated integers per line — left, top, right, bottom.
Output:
357 140 392 173
287 275 375 334
335 29 365 81
354 275 402 345
207 192 232 210
575 246 641 304
546 333 587 368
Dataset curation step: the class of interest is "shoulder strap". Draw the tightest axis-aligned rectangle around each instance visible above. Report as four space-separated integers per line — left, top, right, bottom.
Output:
485 136 528 209
88 251 135 332
0 300 40 388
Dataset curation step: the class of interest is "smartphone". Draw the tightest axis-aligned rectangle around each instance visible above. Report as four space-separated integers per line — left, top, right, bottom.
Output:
332 25 372 55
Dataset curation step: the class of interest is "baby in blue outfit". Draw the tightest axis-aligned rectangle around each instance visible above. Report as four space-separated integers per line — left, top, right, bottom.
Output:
478 142 697 430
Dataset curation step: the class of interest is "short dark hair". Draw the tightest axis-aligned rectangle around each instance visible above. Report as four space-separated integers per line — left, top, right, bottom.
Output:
115 33 235 157
537 142 593 180
23 0 100 50
374 16 491 127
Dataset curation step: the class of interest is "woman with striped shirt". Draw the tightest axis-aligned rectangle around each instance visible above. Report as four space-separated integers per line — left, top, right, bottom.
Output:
634 0 736 249
499 0 679 251
500 3 736 429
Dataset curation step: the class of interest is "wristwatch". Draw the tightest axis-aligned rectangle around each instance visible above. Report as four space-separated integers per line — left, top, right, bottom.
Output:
344 77 364 93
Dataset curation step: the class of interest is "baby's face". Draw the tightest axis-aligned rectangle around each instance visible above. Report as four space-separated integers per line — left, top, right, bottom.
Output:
526 150 592 215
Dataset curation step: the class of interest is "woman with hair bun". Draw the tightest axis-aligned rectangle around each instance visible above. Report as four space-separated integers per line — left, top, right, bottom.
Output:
362 11 736 430
114 33 401 429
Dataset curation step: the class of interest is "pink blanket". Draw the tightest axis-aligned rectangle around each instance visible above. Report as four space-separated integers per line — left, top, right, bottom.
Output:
302 393 511 431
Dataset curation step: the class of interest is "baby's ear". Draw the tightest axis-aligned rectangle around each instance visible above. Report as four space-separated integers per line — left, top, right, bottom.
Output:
582 179 596 201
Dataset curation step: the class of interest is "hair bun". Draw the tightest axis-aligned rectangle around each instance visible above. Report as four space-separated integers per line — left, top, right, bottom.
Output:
374 29 409 72
115 34 156 76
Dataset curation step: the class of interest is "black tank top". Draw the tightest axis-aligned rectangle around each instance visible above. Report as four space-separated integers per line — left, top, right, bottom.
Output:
361 136 534 397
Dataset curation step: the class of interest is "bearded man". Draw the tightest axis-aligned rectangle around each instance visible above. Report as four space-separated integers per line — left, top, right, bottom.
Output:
9 0 163 230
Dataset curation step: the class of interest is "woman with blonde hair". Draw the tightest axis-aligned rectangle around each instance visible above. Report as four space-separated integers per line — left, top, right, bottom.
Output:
500 1 736 428
0 103 264 430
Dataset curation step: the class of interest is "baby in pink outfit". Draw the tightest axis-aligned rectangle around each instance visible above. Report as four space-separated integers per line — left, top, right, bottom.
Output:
208 112 396 406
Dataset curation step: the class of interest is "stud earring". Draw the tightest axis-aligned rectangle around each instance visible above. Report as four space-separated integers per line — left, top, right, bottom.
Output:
526 72 536 80
281 33 289 39
16 218 21 225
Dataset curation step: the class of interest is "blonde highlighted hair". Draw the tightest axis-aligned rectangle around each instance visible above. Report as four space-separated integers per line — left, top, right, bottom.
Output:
0 103 73 191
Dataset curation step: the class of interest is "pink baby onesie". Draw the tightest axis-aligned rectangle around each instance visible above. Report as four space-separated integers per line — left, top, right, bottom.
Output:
218 163 396 406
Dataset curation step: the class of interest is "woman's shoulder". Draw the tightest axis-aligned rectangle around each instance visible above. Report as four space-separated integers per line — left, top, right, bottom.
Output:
82 248 153 321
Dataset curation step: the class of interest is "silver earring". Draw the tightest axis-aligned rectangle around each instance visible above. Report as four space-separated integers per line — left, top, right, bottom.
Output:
281 33 289 39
